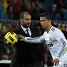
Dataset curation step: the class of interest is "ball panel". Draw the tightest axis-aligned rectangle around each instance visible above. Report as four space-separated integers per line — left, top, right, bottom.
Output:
4 32 18 45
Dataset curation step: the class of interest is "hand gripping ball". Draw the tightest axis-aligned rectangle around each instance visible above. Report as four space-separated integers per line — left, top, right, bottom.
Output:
4 32 18 45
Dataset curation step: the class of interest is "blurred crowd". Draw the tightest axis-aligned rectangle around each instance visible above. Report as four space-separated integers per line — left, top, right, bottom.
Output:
0 0 67 20
0 0 67 32
0 0 67 67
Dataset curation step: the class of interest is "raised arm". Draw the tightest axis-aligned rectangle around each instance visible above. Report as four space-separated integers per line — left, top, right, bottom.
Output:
18 32 51 43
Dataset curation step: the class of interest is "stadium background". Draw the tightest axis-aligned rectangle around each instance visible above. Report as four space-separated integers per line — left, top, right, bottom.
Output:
0 0 67 67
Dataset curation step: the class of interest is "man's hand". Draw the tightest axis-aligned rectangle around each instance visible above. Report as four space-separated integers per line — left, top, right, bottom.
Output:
52 58 60 66
18 34 25 41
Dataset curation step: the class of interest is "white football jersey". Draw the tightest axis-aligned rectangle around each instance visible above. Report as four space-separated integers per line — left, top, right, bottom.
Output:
25 26 67 59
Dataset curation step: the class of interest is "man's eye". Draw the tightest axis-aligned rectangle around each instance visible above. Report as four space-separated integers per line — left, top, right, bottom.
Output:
40 20 44 22
25 19 28 20
25 19 31 20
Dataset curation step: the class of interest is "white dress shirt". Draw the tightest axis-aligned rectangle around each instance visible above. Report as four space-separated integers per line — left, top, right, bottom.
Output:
21 26 31 36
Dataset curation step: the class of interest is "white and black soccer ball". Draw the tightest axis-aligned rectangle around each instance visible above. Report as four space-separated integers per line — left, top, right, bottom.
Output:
4 32 18 45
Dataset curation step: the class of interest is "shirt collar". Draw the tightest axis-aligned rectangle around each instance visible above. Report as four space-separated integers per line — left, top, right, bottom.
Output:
21 25 30 32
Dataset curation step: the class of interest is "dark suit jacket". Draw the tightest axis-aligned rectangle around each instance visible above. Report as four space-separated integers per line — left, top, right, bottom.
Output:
9 27 44 67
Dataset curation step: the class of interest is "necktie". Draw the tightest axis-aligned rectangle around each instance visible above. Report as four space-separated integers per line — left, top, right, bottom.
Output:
26 29 29 36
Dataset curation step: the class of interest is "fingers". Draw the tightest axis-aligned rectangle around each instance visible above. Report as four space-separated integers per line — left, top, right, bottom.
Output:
17 34 23 38
53 61 59 66
19 38 24 41
52 58 59 66
17 34 25 41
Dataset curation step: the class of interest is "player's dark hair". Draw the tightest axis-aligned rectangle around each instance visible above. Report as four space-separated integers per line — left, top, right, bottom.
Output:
20 11 30 19
40 13 52 20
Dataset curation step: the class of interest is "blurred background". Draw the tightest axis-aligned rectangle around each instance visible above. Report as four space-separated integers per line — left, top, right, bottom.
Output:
0 0 67 67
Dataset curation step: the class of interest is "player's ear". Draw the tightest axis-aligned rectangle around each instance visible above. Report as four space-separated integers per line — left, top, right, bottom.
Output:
49 20 52 23
20 18 23 23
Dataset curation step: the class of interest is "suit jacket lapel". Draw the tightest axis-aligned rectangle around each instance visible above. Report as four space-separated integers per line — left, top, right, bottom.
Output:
19 27 30 37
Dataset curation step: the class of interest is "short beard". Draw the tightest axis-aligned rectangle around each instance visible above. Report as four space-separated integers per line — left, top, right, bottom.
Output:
23 24 29 28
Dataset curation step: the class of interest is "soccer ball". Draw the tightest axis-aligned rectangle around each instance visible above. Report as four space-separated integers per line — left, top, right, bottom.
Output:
4 32 18 45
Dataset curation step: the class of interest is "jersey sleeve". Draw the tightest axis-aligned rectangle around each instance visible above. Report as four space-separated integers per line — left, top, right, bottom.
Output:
54 32 67 59
24 32 51 43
